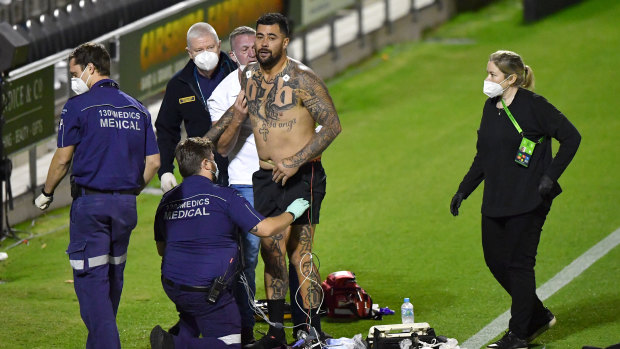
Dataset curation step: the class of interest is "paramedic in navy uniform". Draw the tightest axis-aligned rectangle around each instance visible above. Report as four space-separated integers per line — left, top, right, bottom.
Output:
34 42 160 349
155 22 236 192
150 137 309 349
450 50 581 349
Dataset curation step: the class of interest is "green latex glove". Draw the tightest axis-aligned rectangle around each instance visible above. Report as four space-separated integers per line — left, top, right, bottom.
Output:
285 198 310 221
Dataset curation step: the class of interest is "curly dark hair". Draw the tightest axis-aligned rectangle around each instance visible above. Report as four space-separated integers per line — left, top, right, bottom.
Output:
68 42 111 76
256 13 290 38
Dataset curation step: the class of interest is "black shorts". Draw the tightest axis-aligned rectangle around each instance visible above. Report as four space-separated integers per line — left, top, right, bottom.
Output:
252 161 326 225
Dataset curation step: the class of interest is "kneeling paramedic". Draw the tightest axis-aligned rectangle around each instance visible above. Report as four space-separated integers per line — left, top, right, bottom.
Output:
34 42 160 348
150 137 309 349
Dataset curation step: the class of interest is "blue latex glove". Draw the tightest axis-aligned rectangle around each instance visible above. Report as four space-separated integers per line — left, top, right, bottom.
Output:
286 198 310 220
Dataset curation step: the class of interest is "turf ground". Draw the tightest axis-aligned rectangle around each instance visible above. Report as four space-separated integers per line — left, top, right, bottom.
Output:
1 0 619 347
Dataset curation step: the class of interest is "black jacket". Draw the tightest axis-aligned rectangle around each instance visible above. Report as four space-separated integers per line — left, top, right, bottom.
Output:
155 52 236 183
457 88 581 217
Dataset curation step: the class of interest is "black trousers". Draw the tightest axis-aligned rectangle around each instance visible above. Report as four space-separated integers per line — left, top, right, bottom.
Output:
481 203 551 338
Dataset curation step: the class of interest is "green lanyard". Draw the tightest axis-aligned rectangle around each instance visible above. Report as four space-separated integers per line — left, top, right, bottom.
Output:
501 99 544 143
501 99 523 134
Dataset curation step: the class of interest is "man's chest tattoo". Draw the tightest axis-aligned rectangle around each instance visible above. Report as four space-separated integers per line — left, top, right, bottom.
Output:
247 74 298 123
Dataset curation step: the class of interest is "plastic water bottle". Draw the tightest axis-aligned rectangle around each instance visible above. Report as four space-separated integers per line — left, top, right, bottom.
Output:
401 297 414 324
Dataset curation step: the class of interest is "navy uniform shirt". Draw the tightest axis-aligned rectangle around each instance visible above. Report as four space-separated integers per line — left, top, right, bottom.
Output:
58 79 159 191
154 175 264 286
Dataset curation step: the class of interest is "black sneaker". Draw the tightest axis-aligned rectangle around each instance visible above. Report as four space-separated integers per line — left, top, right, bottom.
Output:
290 327 331 348
242 327 256 346
487 331 528 349
527 308 556 342
318 330 332 341
244 334 286 349
150 325 175 349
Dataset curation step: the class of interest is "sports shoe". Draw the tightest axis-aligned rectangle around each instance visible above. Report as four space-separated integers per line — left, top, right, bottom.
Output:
527 308 556 342
319 330 333 342
290 327 331 348
243 334 286 349
292 327 332 341
242 327 256 346
150 325 175 349
487 331 528 349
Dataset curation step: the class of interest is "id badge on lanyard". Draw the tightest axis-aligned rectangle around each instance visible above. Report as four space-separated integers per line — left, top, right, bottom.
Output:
515 137 536 167
501 99 543 168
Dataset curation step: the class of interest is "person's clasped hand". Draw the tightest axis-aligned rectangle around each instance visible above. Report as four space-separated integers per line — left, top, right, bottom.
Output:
34 189 53 210
285 198 310 220
450 193 464 216
538 174 554 200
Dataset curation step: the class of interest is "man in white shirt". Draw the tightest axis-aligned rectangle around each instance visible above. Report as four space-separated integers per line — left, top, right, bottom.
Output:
207 26 260 346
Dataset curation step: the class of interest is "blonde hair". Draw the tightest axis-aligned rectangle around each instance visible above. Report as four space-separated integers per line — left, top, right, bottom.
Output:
489 50 535 90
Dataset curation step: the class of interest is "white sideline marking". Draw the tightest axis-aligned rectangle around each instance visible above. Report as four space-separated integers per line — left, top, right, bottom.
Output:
461 227 620 349
140 187 162 196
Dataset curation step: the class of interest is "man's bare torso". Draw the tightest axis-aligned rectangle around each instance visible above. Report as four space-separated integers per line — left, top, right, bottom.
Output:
243 58 317 169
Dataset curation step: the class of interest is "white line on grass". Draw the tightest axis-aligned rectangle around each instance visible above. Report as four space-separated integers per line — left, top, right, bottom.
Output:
141 187 163 195
461 226 620 349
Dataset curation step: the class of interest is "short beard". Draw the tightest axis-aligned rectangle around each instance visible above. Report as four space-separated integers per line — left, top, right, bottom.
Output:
258 50 282 71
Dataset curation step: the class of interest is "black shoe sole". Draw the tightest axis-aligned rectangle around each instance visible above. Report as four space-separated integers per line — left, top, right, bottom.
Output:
527 316 557 342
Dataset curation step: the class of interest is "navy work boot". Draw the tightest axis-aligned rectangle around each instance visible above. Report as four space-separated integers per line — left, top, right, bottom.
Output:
150 325 174 349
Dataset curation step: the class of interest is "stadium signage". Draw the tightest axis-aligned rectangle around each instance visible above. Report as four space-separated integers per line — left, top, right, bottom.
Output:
288 0 356 29
140 10 204 71
1 66 55 155
121 0 283 100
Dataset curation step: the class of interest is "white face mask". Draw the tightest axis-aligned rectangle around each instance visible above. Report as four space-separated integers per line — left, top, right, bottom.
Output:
231 51 246 72
483 75 512 98
71 68 91 95
194 51 219 71
208 159 219 181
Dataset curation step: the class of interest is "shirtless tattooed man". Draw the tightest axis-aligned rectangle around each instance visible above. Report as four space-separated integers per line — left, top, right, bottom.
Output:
206 12 341 348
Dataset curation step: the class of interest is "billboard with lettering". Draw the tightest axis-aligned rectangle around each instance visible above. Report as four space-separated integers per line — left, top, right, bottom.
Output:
288 0 356 30
2 66 55 155
119 0 283 100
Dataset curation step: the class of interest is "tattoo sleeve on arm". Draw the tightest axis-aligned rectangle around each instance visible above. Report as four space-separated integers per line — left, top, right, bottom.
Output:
283 69 342 168
206 68 253 145
205 106 234 145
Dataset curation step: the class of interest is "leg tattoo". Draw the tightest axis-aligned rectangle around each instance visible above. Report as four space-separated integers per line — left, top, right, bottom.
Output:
263 233 288 300
291 225 322 309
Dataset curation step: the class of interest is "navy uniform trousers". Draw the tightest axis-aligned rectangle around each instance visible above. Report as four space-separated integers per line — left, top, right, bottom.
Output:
66 193 137 349
163 282 241 348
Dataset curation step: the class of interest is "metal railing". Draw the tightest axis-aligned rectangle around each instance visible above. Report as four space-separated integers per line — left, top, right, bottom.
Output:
2 0 448 230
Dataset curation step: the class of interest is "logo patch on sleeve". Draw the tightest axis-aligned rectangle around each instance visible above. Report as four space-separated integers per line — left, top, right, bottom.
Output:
179 96 196 104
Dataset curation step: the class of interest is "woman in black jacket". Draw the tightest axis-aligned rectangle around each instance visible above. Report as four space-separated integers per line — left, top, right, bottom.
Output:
450 50 581 349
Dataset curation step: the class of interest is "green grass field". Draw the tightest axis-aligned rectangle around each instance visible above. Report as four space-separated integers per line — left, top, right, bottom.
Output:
1 0 619 347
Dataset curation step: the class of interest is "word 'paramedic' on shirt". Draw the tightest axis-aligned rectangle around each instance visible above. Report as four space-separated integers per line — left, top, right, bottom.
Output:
154 175 265 286
58 79 159 191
